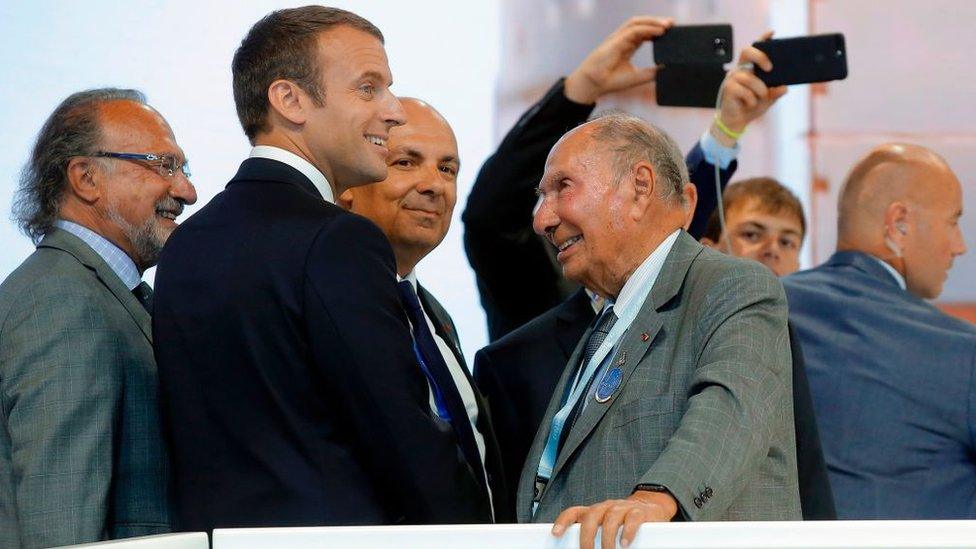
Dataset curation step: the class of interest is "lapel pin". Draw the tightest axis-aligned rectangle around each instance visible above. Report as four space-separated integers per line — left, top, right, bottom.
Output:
595 367 622 403
641 332 650 342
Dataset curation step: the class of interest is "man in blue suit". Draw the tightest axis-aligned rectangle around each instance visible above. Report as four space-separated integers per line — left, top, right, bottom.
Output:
153 7 489 531
784 143 975 519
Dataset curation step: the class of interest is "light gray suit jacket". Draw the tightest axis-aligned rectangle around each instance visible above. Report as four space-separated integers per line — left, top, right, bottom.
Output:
517 232 801 522
0 229 170 548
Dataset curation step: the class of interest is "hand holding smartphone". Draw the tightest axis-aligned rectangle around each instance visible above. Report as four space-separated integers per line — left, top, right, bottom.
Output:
752 33 848 86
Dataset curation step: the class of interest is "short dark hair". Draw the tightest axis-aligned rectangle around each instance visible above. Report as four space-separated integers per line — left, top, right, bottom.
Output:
13 88 147 243
702 177 806 242
232 6 384 141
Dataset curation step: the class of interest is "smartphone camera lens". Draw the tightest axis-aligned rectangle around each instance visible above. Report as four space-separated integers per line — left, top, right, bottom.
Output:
714 37 727 57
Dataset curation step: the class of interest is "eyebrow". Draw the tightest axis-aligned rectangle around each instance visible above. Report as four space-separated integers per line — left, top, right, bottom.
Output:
539 170 568 189
357 70 390 86
739 220 802 237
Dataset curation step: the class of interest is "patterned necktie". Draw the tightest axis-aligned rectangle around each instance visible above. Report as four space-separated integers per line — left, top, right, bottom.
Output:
396 280 488 492
132 281 153 314
559 306 618 451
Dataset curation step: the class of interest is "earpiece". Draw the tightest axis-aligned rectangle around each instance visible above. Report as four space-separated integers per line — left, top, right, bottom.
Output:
895 222 907 235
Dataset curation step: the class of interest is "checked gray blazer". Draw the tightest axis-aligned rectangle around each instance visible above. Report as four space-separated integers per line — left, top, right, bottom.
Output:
0 228 170 548
517 231 801 522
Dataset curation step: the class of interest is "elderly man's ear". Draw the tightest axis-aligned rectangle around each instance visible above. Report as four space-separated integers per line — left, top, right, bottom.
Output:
682 182 698 230
66 157 101 203
629 162 657 218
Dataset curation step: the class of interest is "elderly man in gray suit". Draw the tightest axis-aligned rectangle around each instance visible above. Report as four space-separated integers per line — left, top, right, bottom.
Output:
0 88 197 548
521 113 800 548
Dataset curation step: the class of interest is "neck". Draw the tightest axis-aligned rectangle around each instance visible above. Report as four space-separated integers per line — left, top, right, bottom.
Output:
395 250 424 279
59 204 145 274
253 130 338 195
837 238 906 279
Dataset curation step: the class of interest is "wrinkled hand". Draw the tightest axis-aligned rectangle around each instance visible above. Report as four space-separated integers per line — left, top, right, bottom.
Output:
551 490 678 549
715 31 788 144
564 16 674 105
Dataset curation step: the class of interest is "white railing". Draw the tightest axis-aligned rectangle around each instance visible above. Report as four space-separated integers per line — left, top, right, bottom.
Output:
211 521 976 549
54 532 208 549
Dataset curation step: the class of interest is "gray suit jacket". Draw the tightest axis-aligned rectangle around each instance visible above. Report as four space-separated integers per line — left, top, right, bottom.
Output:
0 229 170 548
517 232 801 522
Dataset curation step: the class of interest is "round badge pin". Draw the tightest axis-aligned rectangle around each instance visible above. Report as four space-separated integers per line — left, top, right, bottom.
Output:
595 367 622 403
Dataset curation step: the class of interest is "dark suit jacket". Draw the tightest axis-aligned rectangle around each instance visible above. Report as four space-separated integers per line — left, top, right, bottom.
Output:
153 157 490 532
466 79 835 519
416 285 512 522
785 252 976 519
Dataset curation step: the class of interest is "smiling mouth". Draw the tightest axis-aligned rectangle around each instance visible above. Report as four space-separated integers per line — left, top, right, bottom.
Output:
156 209 181 221
365 134 387 148
556 234 583 253
405 206 440 216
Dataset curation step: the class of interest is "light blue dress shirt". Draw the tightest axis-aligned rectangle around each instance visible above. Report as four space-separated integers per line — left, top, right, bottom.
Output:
698 130 740 170
54 220 141 290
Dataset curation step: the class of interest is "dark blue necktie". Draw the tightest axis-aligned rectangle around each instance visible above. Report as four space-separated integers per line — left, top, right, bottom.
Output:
397 280 487 492
132 281 153 314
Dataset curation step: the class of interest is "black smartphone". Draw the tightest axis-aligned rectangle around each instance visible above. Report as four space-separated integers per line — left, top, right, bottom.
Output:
655 64 727 108
753 33 848 86
653 24 733 65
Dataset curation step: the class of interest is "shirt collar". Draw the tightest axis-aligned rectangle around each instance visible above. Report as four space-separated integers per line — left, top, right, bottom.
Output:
869 255 907 290
397 270 419 292
54 219 142 290
249 145 334 203
607 229 682 316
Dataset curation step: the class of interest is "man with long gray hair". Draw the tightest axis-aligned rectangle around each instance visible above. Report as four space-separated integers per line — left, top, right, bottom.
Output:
0 88 197 548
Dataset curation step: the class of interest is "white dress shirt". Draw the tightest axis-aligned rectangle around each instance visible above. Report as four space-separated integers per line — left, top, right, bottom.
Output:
249 145 335 204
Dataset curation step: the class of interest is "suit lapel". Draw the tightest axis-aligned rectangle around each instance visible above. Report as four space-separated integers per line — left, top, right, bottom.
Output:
517 322 593 519
548 308 664 484
38 228 152 342
418 285 467 370
542 232 704 496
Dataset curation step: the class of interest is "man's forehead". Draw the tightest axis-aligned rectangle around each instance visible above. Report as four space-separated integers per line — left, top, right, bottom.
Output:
730 199 804 234
390 102 457 155
99 100 178 150
318 26 391 79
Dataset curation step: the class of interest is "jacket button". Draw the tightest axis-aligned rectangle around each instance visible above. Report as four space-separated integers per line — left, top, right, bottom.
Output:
694 497 703 509
705 487 713 497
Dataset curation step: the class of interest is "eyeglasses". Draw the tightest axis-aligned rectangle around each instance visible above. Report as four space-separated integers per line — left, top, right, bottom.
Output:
92 151 191 179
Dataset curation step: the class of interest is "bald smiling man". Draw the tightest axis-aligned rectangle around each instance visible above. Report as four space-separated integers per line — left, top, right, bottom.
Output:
784 143 976 519
341 98 507 521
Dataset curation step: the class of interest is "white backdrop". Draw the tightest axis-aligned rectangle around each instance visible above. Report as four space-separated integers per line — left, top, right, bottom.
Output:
0 1 500 364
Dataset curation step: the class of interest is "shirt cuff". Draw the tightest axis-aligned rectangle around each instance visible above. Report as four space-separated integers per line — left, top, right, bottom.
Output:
699 130 740 170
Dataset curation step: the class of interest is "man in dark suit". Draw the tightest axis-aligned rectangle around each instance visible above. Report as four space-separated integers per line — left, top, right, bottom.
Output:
338 97 508 521
153 7 489 532
785 143 976 519
468 20 836 520
1 88 197 548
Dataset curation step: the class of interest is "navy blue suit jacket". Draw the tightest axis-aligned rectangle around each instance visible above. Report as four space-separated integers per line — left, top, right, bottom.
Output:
153 158 490 531
784 251 976 519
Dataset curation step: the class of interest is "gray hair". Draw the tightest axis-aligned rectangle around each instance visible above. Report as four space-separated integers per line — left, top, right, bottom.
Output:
588 111 689 205
13 87 147 243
